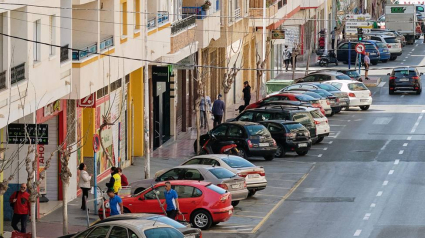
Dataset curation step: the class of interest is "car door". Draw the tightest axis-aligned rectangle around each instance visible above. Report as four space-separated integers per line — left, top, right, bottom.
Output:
139 186 167 214
226 124 247 149
173 185 203 220
266 123 285 145
337 43 348 61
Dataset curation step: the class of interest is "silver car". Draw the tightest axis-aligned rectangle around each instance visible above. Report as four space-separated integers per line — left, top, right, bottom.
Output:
181 155 267 197
129 165 248 206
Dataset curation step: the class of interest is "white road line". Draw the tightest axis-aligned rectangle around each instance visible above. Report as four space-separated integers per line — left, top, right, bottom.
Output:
399 150 404 155
403 143 408 146
377 191 383 197
401 95 405 98
411 111 425 133
383 180 389 186
370 203 376 208
323 147 328 151
381 140 391 151
331 125 346 127
420 116 423 120
407 136 412 140
328 141 333 144
394 159 400 165
389 170 394 175
378 82 386 87
415 122 420 126
354 230 362 236
401 63 404 64
363 213 372 220
328 131 341 138
318 154 323 158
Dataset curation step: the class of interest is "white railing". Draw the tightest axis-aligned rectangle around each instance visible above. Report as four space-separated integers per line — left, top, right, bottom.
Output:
235 8 241 20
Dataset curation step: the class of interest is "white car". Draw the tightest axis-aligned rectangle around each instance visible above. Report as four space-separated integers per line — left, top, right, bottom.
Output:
324 80 372 111
306 108 330 143
369 35 402 61
181 155 267 197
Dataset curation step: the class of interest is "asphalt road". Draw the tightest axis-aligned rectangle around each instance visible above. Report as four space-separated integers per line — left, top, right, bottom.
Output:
204 40 425 238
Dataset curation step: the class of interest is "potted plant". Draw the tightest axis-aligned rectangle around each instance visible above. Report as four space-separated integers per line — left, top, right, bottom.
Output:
201 0 211 11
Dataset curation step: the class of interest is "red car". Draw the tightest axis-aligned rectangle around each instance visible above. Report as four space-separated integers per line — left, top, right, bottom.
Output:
246 93 326 115
99 180 233 230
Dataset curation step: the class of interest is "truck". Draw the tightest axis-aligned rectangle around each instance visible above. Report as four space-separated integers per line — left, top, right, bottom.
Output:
385 4 417 45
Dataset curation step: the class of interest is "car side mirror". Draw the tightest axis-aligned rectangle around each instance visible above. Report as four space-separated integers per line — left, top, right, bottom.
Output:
387 73 390 76
138 196 145 201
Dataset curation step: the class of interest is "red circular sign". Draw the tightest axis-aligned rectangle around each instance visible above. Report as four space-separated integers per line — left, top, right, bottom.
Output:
93 134 100 152
355 43 366 54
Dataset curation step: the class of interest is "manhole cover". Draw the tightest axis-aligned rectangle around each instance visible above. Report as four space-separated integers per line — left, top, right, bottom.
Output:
287 197 355 202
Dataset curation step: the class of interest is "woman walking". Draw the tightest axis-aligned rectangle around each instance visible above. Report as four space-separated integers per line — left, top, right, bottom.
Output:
79 163 92 210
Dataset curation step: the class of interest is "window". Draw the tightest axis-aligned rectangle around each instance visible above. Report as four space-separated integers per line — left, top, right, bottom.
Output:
146 216 186 228
371 36 381 42
182 169 204 180
33 20 41 62
75 228 94 238
183 158 202 165
209 168 236 179
293 113 314 127
339 44 349 49
86 226 111 238
144 227 184 238
134 0 140 30
97 86 109 99
157 169 182 181
49 16 56 55
110 79 122 92
348 83 368 91
109 226 128 238
222 156 255 168
285 123 305 132
129 230 139 238
335 75 351 80
211 125 228 136
295 95 315 101
243 0 249 15
317 84 338 91
268 125 282 133
121 2 128 36
254 112 273 122
206 184 226 194
227 125 243 137
315 75 331 81
263 97 281 103
274 113 289 120
202 158 220 166
145 186 166 199
175 185 202 198
302 75 316 82
310 110 325 118
384 37 397 43
330 82 342 90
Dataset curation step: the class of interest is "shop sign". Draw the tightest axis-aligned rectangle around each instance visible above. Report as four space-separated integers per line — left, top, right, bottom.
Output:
38 145 47 194
174 56 195 70
272 30 285 39
8 124 49 144
44 100 62 117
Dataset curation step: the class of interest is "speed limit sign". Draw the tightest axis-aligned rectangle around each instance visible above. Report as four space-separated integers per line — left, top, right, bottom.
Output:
355 43 365 54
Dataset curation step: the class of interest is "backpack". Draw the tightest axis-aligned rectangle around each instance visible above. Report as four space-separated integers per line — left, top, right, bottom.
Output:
9 192 18 209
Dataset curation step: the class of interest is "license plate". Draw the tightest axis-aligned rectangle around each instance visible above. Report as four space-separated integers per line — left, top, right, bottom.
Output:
259 143 269 147
360 99 369 102
339 102 347 105
231 184 240 189
299 143 308 148
185 236 196 238
370 53 376 55
399 78 409 82
248 174 260 179
229 210 233 214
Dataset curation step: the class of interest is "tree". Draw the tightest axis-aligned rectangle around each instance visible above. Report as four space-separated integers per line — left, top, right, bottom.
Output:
255 40 272 98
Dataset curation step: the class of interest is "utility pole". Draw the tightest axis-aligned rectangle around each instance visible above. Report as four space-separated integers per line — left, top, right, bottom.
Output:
325 0 329 54
143 0 150 179
262 0 266 98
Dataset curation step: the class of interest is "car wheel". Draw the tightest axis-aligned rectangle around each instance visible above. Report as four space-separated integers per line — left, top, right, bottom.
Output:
390 56 397 61
275 143 285 158
123 207 131 214
134 187 145 195
389 89 395 95
264 155 275 161
231 201 240 207
382 59 388 63
237 148 247 159
316 136 324 143
360 105 370 110
191 210 213 230
416 89 422 95
296 151 308 156
248 190 257 197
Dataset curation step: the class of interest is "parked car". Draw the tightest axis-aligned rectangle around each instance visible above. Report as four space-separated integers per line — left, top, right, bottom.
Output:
259 120 312 157
368 35 402 61
196 121 277 161
307 108 330 143
229 107 318 143
388 67 423 95
296 83 350 110
93 214 201 238
129 165 248 206
246 93 325 115
336 41 380 65
64 220 185 238
337 70 362 81
261 100 313 108
362 40 391 63
324 80 372 110
283 90 333 116
295 71 352 83
182 155 267 196
101 181 234 230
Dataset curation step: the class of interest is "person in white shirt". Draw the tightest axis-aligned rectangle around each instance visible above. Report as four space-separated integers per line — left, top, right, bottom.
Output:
78 163 92 210
363 52 370 80
283 45 291 72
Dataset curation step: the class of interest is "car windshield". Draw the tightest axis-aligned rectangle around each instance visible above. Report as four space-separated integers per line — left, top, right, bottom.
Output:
295 94 316 101
222 156 255 168
365 44 376 50
144 227 184 238
316 84 339 91
376 42 388 48
394 70 416 77
384 37 397 43
310 110 325 118
348 83 369 91
342 71 360 77
336 75 352 80
246 125 271 136
285 123 305 132
146 216 186 229
293 112 314 127
209 168 237 179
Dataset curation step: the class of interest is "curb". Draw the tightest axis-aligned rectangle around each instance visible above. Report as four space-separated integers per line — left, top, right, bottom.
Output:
364 77 381 87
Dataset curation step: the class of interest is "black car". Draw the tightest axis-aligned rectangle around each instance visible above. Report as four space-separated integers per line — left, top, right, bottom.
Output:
196 121 277 160
259 121 312 157
282 86 340 114
388 67 423 95
337 70 362 81
228 107 318 142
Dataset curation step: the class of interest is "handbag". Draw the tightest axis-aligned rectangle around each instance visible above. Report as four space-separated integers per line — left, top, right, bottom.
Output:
9 192 18 209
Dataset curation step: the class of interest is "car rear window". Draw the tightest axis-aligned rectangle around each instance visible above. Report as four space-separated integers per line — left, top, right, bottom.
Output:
384 37 397 43
144 227 184 238
222 156 255 168
209 168 236 179
313 90 333 97
365 44 377 50
348 83 368 91
293 112 314 127
342 71 360 77
295 95 315 101
336 75 352 80
285 123 305 132
310 110 325 118
206 184 226 194
317 84 339 91
376 42 388 48
246 125 271 136
146 216 186 229
394 70 416 77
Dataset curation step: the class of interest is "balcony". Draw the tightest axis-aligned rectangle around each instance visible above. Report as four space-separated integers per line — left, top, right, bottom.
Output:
158 11 170 26
249 0 279 18
171 15 196 35
234 8 241 20
182 7 207 20
60 45 69 63
72 43 97 61
148 17 157 30
99 36 114 51
11 63 25 85
0 70 6 90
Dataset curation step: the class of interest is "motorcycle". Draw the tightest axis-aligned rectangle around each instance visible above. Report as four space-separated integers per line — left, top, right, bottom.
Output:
201 134 239 155
318 50 338 67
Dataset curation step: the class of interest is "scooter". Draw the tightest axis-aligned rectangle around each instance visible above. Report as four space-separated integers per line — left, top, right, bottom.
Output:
318 50 338 67
201 134 239 155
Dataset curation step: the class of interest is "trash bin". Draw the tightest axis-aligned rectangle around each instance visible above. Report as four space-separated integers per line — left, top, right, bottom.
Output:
265 79 294 94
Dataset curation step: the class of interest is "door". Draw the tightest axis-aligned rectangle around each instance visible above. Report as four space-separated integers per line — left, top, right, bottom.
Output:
337 43 349 61
139 186 167 214
152 66 171 149
173 185 202 220
266 123 285 145
226 124 246 149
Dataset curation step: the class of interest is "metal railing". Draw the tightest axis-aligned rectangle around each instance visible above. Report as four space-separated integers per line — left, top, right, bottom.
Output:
182 7 207 19
148 17 157 30
100 36 114 51
60 44 69 63
158 11 170 25
11 63 25 85
217 0 220 11
235 8 241 20
171 15 196 35
0 70 6 90
72 43 97 61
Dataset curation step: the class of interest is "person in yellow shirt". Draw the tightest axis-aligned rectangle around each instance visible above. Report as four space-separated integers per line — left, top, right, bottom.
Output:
106 167 121 195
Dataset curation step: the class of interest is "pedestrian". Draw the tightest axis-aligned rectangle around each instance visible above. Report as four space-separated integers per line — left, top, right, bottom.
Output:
9 183 30 234
161 181 182 220
212 94 225 128
422 23 425 43
242 81 251 107
106 167 121 195
282 45 291 72
117 168 128 187
364 52 370 80
331 27 337 49
78 163 92 210
106 189 123 216
200 95 211 129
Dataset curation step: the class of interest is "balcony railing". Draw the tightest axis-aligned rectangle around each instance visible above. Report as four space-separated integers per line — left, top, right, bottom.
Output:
11 63 25 85
278 0 287 8
235 8 241 20
158 11 170 25
182 7 207 20
171 15 196 35
148 17 157 30
72 43 97 61
60 44 69 63
0 70 6 90
100 36 114 51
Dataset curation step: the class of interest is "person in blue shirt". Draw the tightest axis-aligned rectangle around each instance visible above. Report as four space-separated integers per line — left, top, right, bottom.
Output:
107 189 123 216
161 182 182 220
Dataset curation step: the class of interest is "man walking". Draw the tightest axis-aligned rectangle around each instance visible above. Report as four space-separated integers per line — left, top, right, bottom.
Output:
331 27 337 49
212 94 225 128
107 189 123 216
9 183 30 233
364 52 370 80
283 45 291 72
200 95 211 129
161 181 182 220
242 81 251 107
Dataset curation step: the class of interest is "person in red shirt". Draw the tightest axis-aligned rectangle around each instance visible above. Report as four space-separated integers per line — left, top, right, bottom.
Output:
117 168 128 186
9 183 30 233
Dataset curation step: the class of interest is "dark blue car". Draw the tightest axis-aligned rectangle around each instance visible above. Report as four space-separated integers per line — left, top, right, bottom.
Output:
362 40 390 63
336 41 380 65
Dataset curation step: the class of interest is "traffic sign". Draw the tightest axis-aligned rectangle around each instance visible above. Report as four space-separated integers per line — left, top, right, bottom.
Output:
93 134 101 152
78 93 96 108
345 27 371 34
346 14 371 21
355 43 366 54
346 22 372 27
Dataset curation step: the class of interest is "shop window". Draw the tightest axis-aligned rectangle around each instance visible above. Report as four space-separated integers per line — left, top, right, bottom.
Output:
97 86 109 99
110 79 122 92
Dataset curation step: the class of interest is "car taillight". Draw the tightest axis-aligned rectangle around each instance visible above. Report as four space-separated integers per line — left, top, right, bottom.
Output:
237 172 247 177
200 232 203 238
412 76 420 80
247 140 253 148
220 194 229 202
336 98 340 103
314 120 320 125
389 76 396 80
387 44 391 48
259 172 266 176
369 91 372 96
348 93 356 97
217 183 228 190
285 133 296 139
244 180 247 188
272 139 277 146
326 99 330 105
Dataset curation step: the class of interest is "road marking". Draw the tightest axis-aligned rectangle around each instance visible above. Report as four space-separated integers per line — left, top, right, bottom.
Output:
405 56 408 58
383 180 389 186
363 213 372 220
403 60 406 62
411 110 425 133
331 125 346 127
378 82 386 87
399 150 404 155
328 131 341 138
328 141 333 144
371 203 376 208
401 95 405 98
403 143 408 146
407 136 412 140
381 140 391 151
377 191 383 197
251 165 315 233
373 117 392 125
389 170 394 175
232 214 265 219
323 147 328 151
354 230 362 236
394 159 400 165
420 116 423 120
318 154 323 158
401 63 404 64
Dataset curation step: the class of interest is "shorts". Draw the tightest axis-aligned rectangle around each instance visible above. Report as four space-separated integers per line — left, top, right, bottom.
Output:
166 210 178 220
364 65 369 71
